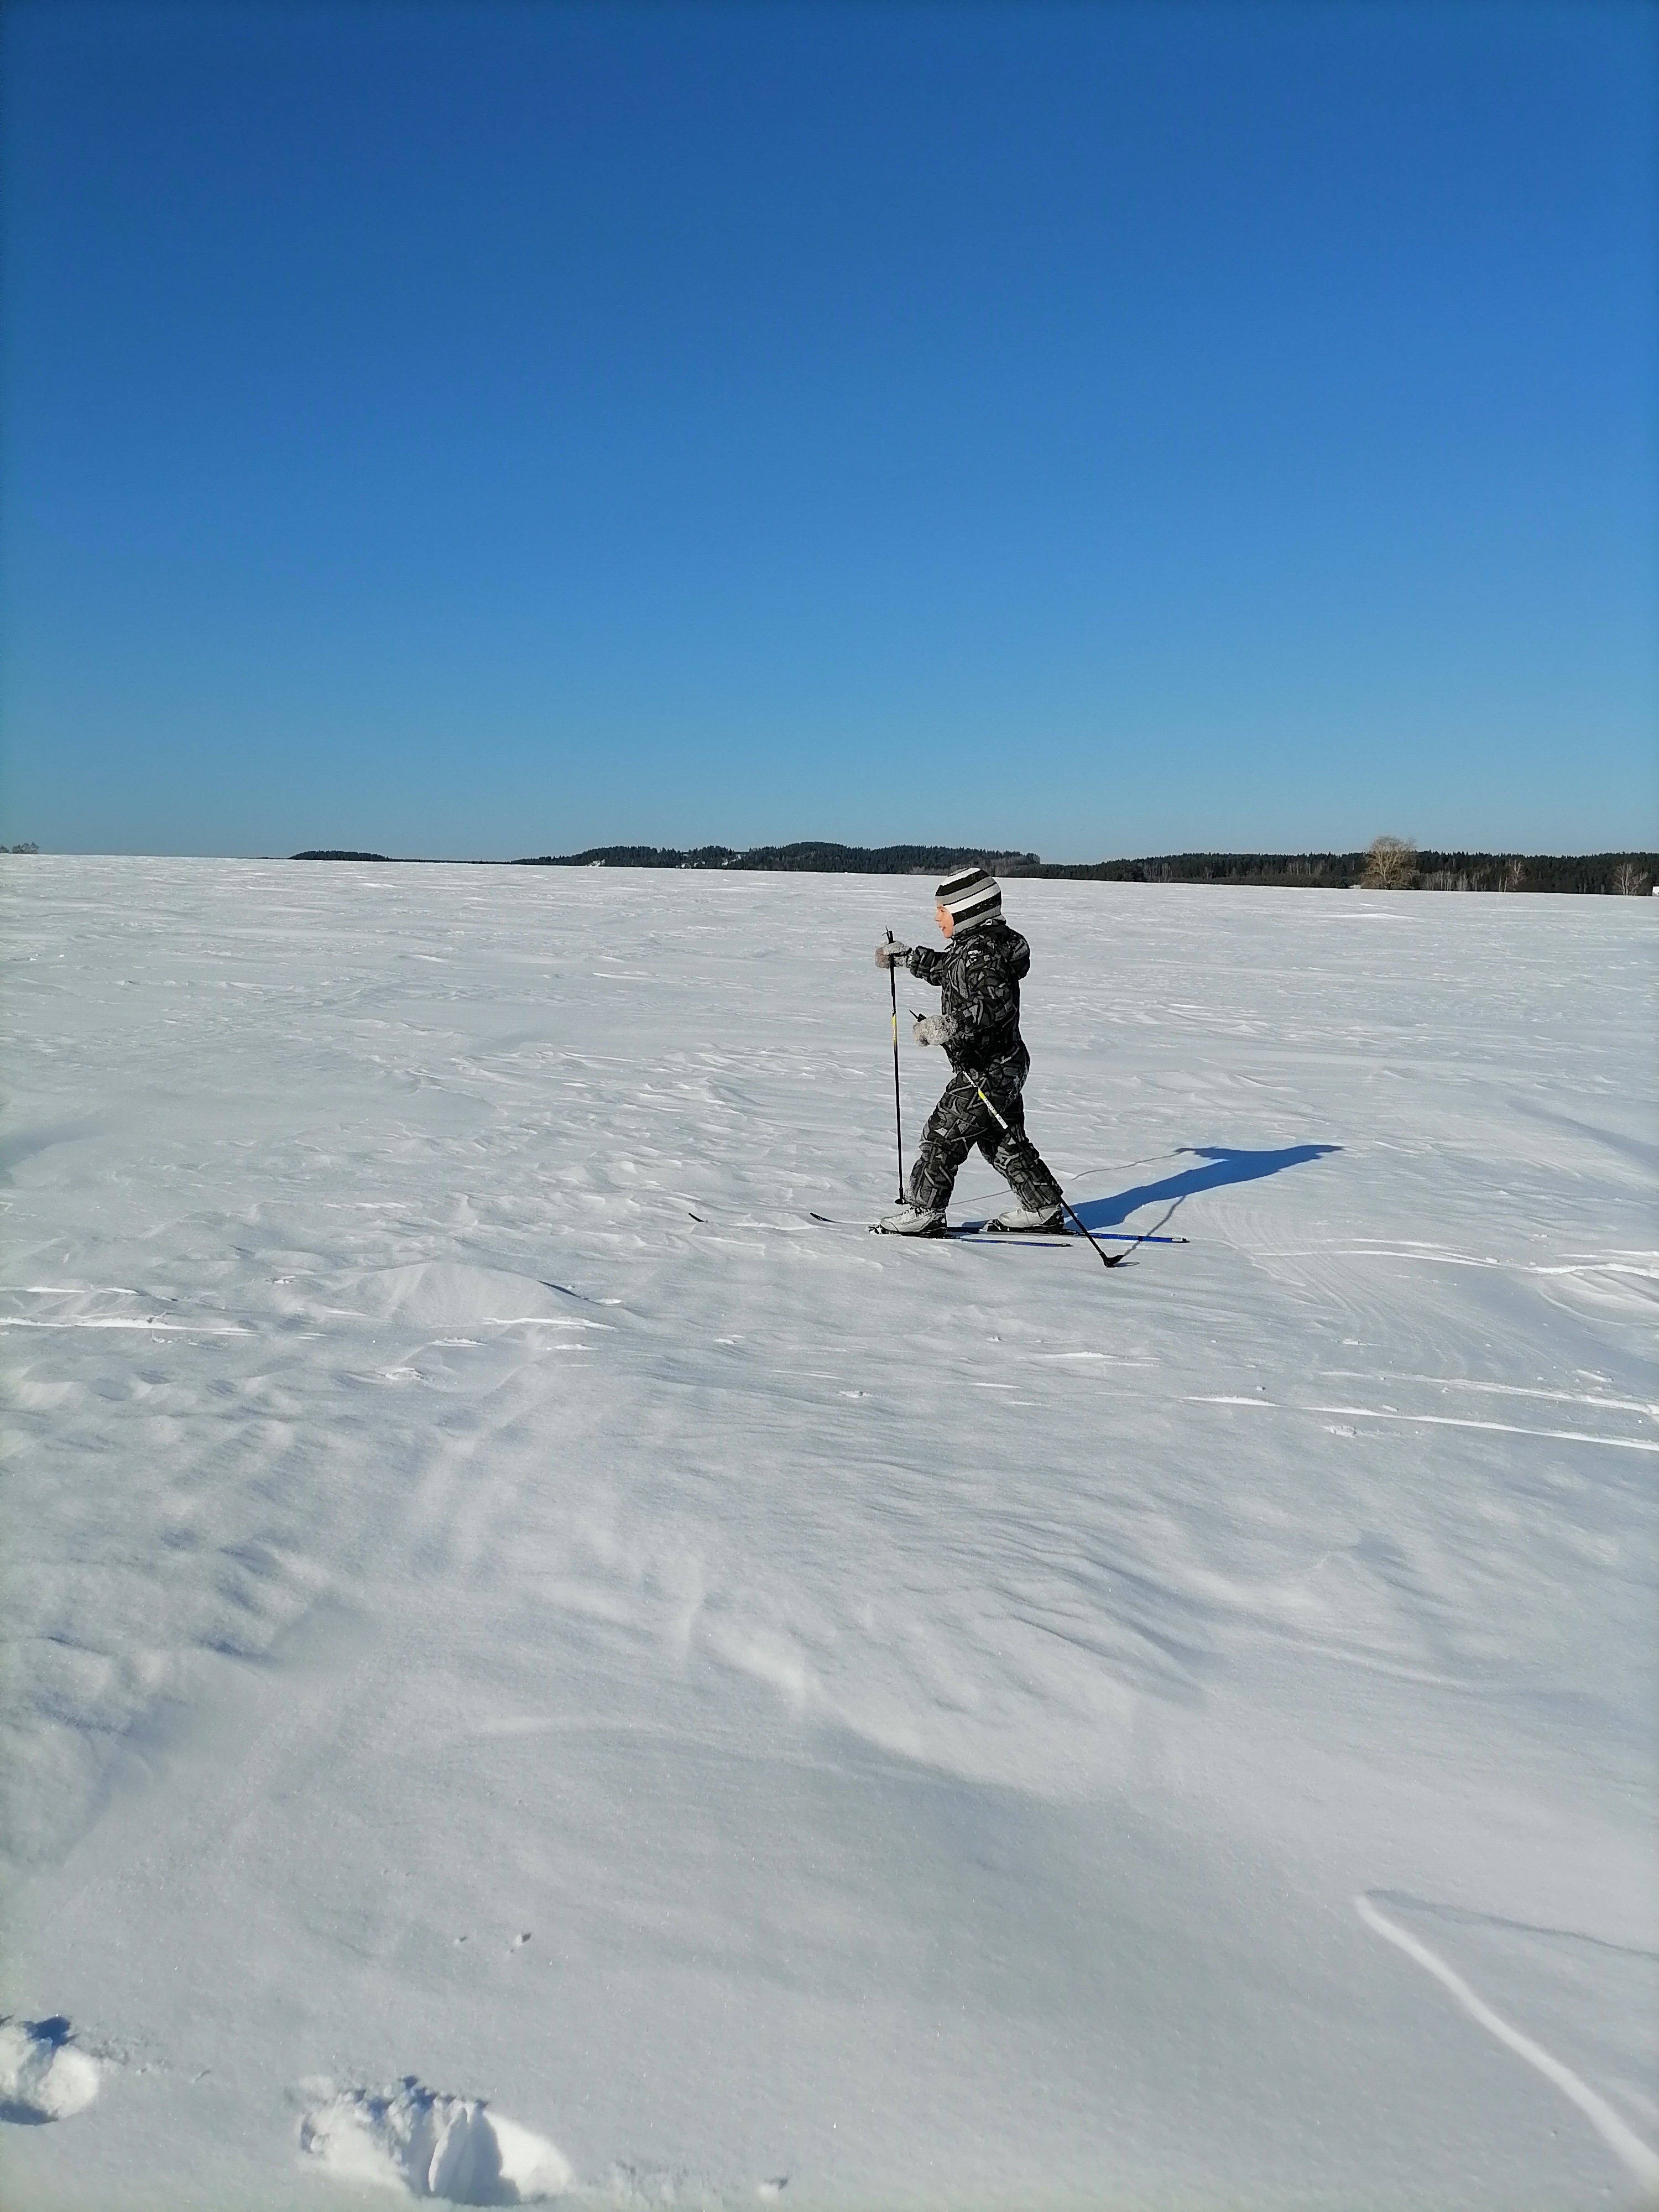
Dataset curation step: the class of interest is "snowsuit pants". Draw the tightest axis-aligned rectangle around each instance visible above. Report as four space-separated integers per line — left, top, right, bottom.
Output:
908 1055 1063 1217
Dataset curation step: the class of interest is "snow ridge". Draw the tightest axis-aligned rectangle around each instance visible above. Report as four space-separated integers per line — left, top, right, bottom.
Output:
299 2077 571 2203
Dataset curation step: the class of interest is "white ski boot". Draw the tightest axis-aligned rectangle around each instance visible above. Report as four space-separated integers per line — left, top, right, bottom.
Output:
874 1203 947 1237
987 1203 1065 1233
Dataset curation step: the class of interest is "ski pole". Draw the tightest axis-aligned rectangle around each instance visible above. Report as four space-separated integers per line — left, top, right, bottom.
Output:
951 1057 1123 1271
886 931 905 1203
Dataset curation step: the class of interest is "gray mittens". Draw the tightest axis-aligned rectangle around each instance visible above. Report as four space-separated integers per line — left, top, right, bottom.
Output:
875 940 911 969
911 1013 949 1047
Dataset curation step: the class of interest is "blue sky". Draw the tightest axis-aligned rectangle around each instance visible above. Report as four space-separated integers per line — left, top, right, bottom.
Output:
1 0 1653 860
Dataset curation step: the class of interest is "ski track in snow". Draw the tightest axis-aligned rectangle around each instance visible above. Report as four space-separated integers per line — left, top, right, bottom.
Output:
2 858 1655 2208
1355 1895 1659 2191
1185 1394 1659 1451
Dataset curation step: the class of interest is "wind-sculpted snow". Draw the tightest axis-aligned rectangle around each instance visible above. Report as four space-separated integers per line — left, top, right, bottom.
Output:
1 857 1654 2209
299 2078 571 2202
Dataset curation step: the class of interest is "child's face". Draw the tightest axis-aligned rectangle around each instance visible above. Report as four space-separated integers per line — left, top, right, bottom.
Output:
935 902 954 940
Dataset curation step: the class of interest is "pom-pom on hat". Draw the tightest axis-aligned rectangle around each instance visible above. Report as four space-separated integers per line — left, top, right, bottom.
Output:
935 864 1002 932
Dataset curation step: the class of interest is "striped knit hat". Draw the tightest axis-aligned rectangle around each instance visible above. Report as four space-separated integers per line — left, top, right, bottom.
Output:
935 864 1002 932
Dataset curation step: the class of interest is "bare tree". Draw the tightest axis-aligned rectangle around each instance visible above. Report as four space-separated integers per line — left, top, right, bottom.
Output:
1613 861 1649 896
1363 835 1417 889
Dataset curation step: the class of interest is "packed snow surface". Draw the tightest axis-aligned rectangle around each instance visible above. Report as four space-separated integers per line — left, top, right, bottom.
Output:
2 856 1655 2210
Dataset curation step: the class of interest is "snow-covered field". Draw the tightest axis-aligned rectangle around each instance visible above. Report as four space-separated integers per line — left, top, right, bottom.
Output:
2 855 1655 2211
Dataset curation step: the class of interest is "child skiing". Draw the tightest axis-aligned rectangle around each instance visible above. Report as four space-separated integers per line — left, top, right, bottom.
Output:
873 865 1066 1236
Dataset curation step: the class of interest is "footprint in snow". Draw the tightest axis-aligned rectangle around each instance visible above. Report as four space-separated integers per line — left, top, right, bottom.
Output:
0 2016 101 2124
300 2076 570 2203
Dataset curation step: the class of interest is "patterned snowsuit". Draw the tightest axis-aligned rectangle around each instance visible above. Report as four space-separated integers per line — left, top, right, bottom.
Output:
904 920 1063 1217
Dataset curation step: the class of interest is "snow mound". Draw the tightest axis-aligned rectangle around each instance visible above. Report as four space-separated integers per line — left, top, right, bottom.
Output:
299 2077 571 2203
0 2016 101 2123
349 1261 597 1333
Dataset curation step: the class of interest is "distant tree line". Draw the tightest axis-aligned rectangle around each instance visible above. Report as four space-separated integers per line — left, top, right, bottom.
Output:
291 842 1657 893
293 849 398 862
507 842 1657 893
997 844 1654 894
512 841 1041 874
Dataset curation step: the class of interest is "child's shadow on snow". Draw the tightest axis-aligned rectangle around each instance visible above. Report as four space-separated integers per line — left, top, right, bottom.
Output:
1072 1144 1339 1232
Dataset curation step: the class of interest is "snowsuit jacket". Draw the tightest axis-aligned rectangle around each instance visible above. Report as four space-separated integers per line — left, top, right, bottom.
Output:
904 920 1031 1077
